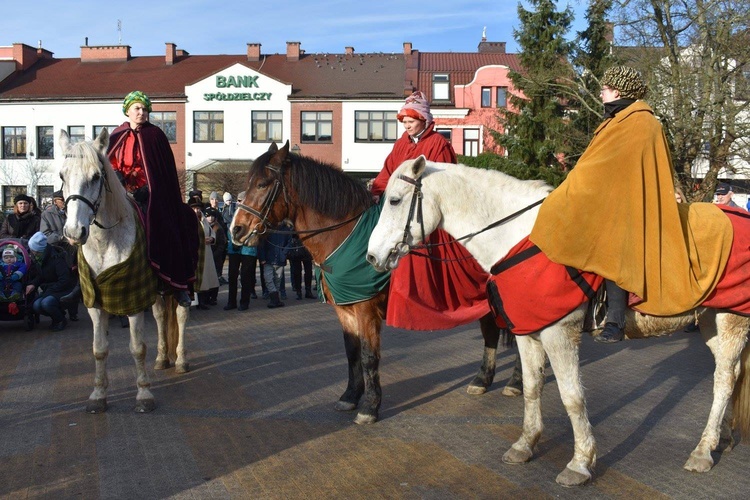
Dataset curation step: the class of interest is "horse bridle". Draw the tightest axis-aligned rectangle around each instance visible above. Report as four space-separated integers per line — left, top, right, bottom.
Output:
63 152 119 230
234 164 284 240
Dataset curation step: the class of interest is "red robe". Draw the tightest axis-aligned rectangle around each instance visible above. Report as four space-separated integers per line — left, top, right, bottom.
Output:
372 124 490 330
108 122 199 291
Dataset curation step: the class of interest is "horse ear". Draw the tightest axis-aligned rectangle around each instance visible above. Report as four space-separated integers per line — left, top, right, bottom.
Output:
271 141 290 164
59 129 70 153
267 142 278 154
93 128 110 154
412 155 428 178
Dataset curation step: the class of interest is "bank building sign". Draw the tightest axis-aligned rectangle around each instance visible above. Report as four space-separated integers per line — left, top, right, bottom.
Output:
204 75 272 101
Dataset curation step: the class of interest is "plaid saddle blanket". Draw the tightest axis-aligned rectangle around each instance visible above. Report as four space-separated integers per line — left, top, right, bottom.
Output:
78 207 158 316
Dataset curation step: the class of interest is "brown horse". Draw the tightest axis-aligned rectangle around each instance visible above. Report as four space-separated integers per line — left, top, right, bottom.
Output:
230 142 522 424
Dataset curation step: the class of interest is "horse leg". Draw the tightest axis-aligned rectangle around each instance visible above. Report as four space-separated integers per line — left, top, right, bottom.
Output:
468 313 500 395
503 334 546 465
334 330 364 412
503 354 524 397
685 312 749 472
174 298 190 373
86 308 110 413
540 324 595 487
152 295 170 370
127 312 156 413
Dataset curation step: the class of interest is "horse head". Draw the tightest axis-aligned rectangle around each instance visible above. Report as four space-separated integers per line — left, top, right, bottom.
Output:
367 155 441 271
60 128 119 244
231 141 292 246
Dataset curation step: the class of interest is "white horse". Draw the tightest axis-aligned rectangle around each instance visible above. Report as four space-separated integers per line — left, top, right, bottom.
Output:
60 129 190 414
366 156 750 486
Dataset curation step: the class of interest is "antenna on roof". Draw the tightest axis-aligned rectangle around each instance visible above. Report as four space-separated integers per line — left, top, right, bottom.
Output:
117 19 122 45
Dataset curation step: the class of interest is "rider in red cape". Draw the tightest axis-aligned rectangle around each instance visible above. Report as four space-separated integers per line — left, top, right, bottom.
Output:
108 91 199 305
371 91 489 330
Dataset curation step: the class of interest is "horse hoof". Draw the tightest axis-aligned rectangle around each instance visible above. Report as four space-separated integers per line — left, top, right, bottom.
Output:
175 363 189 374
502 446 533 464
684 453 713 473
134 399 156 413
354 413 377 425
556 467 591 487
718 434 735 452
501 385 523 397
466 384 488 395
334 400 357 412
86 399 108 414
154 359 170 370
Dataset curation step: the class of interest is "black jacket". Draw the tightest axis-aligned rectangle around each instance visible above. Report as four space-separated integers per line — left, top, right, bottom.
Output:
29 246 75 299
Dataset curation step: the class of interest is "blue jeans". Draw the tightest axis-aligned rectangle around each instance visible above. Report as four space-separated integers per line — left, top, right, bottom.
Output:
33 295 64 324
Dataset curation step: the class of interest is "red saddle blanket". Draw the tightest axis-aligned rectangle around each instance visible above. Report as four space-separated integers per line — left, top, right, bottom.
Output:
487 237 604 335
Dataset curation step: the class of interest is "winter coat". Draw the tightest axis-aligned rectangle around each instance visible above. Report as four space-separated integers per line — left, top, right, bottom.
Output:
0 211 41 240
28 246 75 300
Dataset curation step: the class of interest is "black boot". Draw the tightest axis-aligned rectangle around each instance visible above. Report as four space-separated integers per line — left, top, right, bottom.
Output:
267 292 284 308
304 288 316 299
595 322 625 343
60 283 82 304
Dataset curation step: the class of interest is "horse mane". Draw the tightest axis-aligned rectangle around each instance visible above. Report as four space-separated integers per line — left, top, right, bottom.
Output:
448 161 553 198
67 139 131 222
253 150 373 219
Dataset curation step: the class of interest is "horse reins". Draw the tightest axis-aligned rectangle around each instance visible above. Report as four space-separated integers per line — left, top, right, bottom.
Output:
63 152 121 230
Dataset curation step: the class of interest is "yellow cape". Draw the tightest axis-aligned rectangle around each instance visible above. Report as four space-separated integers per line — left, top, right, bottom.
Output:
529 101 732 315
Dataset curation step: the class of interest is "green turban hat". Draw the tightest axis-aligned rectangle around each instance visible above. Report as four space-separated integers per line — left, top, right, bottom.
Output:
122 90 152 115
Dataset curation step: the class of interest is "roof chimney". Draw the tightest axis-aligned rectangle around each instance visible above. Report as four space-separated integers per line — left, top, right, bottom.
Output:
12 43 42 71
166 42 177 65
477 41 506 53
403 42 413 55
247 43 261 62
345 46 354 55
286 41 301 62
81 44 131 62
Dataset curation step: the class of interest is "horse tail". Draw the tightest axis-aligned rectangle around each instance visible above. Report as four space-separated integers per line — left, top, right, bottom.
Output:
732 342 750 438
165 294 179 363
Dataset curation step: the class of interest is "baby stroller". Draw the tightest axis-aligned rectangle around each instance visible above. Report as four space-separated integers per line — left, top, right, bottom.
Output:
0 238 37 331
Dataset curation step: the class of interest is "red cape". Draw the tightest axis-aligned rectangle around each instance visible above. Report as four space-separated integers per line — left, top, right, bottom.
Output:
108 122 199 290
373 124 490 330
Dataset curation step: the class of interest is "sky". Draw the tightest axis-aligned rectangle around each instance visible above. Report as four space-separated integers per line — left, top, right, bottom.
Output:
3 0 590 58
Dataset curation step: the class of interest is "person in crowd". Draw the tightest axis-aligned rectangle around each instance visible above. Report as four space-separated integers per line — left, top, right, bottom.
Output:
204 206 227 305
714 183 743 209
224 191 259 311
208 192 228 284
40 189 79 321
107 90 199 307
28 196 42 217
258 220 292 308
530 66 732 343
0 194 41 241
189 195 219 309
25 232 75 331
285 229 315 300
221 192 235 229
1 247 26 301
369 90 490 331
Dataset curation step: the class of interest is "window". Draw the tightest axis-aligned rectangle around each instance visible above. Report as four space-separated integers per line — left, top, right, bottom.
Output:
150 112 177 142
194 111 224 143
67 126 85 144
435 128 452 143
464 129 480 157
93 125 117 139
301 111 333 142
252 111 283 142
481 87 492 107
37 126 54 159
496 87 507 108
354 111 398 142
432 74 450 101
2 126 26 159
2 185 26 212
37 185 54 208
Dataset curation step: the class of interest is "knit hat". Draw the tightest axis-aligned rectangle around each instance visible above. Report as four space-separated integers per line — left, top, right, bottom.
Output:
2 248 15 258
601 66 648 100
209 191 219 201
28 232 48 252
237 191 246 202
122 90 152 115
397 91 433 124
188 195 204 209
188 189 203 201
223 192 233 203
14 193 32 204
53 190 64 200
715 183 732 196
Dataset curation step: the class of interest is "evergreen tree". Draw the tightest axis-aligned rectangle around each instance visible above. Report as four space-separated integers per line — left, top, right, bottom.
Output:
494 0 575 187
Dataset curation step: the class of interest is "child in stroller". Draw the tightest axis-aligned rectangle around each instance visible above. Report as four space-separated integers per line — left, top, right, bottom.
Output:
2 246 27 302
0 239 35 329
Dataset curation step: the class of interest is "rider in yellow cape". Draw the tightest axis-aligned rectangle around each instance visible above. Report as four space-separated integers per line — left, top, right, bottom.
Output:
529 66 732 341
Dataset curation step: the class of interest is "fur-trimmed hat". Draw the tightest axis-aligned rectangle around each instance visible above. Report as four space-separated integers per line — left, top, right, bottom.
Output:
601 66 648 100
14 193 32 205
397 91 433 124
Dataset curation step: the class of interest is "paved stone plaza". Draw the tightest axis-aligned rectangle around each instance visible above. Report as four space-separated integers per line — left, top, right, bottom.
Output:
1 285 749 499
